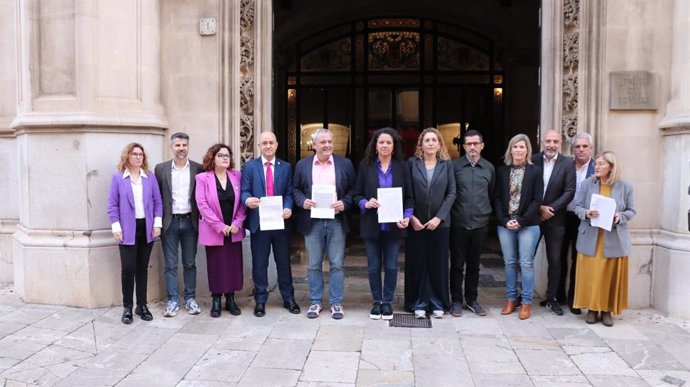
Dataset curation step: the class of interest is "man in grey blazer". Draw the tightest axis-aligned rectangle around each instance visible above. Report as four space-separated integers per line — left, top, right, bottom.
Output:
531 129 575 316
154 132 203 317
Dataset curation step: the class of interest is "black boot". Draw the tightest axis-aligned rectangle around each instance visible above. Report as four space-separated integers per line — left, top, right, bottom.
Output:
224 292 241 316
210 294 222 318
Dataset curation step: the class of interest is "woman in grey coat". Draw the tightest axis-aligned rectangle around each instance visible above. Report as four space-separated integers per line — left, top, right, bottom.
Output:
572 150 635 327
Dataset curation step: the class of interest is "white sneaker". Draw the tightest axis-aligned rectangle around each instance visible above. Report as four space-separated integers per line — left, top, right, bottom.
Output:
185 298 201 315
330 304 344 320
307 304 322 319
432 310 444 319
163 300 179 317
414 310 426 319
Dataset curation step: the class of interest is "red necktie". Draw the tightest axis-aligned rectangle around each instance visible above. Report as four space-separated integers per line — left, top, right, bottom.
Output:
265 161 274 196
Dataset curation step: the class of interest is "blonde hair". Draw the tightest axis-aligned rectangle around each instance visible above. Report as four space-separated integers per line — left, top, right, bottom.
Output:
503 134 533 166
413 127 450 160
117 143 149 172
595 150 620 185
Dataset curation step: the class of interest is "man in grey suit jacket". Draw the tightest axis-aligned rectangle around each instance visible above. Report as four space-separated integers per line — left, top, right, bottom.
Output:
531 129 575 316
154 132 203 317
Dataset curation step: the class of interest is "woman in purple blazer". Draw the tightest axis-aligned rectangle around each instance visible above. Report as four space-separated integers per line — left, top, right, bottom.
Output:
196 144 247 317
107 143 163 325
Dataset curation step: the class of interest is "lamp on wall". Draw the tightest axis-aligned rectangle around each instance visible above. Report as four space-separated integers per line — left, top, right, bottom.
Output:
494 74 503 103
451 122 469 155
494 87 503 102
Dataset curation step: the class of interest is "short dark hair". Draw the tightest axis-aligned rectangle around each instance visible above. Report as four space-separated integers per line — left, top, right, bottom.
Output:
170 132 190 145
463 129 483 143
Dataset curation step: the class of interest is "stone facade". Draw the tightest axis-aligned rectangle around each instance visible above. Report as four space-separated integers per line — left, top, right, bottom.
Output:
0 0 688 317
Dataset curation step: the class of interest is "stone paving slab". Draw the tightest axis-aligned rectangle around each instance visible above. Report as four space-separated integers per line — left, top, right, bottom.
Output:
1 284 690 386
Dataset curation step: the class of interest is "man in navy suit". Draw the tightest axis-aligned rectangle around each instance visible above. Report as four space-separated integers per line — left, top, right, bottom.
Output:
293 128 356 320
241 131 299 317
532 129 575 316
561 132 596 314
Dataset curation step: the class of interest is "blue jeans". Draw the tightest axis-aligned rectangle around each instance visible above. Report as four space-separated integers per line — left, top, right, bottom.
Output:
364 232 401 304
161 217 198 303
304 218 345 306
497 225 540 305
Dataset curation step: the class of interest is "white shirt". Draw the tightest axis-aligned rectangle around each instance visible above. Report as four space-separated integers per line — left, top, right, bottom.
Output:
542 153 557 198
111 169 162 233
567 158 592 212
575 158 591 191
171 159 192 214
126 169 146 219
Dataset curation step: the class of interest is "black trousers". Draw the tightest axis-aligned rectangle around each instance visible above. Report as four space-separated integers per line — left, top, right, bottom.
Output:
449 226 488 304
118 219 153 308
541 224 565 301
404 227 451 312
558 213 580 305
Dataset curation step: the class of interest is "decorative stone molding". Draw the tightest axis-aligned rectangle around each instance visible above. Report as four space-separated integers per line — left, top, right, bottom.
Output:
240 36 254 68
240 0 255 32
562 0 580 141
240 77 254 115
239 0 256 163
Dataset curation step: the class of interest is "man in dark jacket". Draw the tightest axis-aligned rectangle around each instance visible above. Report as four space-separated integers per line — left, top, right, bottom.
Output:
532 129 576 316
154 132 203 317
449 130 495 317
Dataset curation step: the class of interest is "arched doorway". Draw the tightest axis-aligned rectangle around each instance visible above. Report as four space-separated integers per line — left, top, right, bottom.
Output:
273 0 541 167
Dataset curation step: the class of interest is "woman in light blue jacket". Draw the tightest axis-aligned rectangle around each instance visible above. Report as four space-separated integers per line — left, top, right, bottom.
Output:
572 151 635 327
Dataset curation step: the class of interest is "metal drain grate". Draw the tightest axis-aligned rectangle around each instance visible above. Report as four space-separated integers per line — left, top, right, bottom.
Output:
388 313 432 328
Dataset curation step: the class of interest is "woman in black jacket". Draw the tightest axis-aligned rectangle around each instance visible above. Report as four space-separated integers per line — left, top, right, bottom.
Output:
494 133 543 320
405 127 456 318
354 128 413 320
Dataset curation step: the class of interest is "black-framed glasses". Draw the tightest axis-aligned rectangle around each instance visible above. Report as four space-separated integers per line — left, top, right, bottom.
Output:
216 153 231 159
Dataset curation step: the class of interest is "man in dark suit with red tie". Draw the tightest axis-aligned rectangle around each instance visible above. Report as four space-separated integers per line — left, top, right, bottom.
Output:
240 131 299 317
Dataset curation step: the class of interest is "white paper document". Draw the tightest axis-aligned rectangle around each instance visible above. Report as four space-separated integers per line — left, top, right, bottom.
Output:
311 184 336 219
377 187 403 223
259 195 284 231
590 193 616 231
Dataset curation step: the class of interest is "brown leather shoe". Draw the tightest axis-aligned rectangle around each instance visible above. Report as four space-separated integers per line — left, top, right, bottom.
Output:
501 300 519 315
518 304 531 320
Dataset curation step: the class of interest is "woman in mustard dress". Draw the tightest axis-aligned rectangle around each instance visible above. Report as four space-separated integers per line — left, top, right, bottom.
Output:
572 151 636 327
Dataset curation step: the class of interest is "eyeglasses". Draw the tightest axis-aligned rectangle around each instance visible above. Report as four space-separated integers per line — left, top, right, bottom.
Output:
464 142 482 147
216 153 231 159
130 152 144 157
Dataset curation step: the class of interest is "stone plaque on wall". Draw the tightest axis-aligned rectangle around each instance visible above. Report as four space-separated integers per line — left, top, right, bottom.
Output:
610 71 658 110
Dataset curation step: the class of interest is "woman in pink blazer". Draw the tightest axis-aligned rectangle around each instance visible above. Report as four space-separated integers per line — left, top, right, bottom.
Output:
196 144 247 317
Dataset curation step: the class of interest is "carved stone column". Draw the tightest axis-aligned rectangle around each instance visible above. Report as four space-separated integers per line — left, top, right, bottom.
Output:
536 0 583 297
11 0 167 307
561 0 580 146
655 0 690 318
234 0 271 165
0 0 19 282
